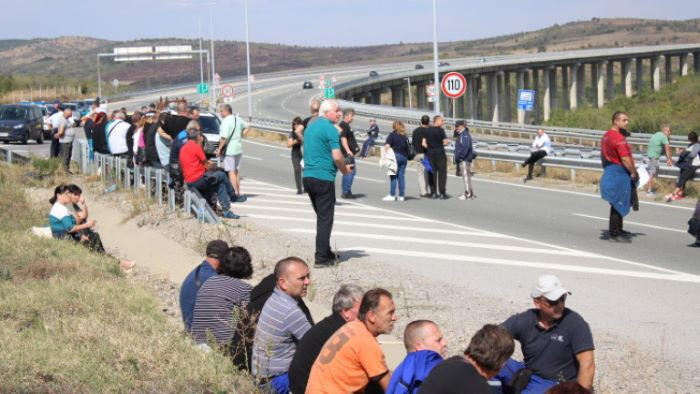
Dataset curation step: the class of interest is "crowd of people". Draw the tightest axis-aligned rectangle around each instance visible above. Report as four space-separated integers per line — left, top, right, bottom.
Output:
177 241 595 393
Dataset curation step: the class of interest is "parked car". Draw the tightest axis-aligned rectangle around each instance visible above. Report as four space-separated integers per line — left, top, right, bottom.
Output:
479 57 487 63
38 105 52 139
303 81 313 89
415 64 424 70
198 112 222 157
0 104 45 144
369 70 379 77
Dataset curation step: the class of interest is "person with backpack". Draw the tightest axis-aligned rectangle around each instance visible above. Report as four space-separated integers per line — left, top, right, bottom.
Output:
382 120 410 201
454 120 476 200
688 199 700 247
666 131 700 202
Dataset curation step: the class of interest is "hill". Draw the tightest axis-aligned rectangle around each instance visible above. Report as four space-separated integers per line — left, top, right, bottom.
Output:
1 18 699 95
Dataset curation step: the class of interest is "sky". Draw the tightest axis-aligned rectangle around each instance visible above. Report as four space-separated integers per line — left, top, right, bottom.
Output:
1 0 698 46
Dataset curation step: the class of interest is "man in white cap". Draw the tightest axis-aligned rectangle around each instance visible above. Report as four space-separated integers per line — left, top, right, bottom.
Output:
492 274 595 393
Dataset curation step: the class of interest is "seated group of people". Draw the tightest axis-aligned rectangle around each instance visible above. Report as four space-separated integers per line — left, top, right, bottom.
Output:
179 241 595 394
48 183 135 271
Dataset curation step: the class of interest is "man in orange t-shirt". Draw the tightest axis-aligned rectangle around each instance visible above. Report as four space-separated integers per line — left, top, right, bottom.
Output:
306 288 397 393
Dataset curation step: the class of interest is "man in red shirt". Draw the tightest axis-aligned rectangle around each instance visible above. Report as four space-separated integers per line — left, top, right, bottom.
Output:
600 111 639 240
179 126 239 219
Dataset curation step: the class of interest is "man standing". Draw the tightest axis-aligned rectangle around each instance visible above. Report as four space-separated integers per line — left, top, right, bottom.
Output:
55 108 74 173
422 115 449 199
48 101 64 158
302 99 353 267
644 125 674 195
494 275 595 393
412 115 432 197
339 108 358 199
288 284 364 394
306 288 397 393
178 239 229 331
158 101 190 145
420 324 514 394
252 257 313 393
217 103 250 200
453 120 476 200
600 111 639 241
387 320 448 393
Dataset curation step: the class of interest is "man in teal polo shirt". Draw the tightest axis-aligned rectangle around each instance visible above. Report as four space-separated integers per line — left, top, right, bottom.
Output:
644 126 674 195
302 99 353 267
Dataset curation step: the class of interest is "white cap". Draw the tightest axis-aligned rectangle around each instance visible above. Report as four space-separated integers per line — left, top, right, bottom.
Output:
531 275 571 301
97 104 108 114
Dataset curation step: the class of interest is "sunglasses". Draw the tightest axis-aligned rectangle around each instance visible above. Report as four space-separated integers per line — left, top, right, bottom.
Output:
543 295 567 306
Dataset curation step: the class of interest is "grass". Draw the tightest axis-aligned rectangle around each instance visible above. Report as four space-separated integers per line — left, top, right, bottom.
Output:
0 164 256 393
547 74 700 134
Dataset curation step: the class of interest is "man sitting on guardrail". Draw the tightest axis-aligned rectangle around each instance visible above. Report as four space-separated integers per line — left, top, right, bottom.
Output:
644 126 674 195
600 111 639 241
179 125 239 219
521 129 552 183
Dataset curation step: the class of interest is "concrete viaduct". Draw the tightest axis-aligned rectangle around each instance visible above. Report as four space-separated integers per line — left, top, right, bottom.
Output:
338 44 700 124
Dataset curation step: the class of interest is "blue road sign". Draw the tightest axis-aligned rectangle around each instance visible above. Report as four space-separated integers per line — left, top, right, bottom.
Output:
517 89 536 111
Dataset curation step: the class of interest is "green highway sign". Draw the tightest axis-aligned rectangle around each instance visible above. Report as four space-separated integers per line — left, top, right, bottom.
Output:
324 87 335 99
197 83 209 94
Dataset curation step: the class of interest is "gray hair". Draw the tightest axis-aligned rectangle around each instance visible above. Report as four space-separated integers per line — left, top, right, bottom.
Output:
114 111 126 120
186 120 201 132
332 284 364 314
310 99 321 114
319 99 338 117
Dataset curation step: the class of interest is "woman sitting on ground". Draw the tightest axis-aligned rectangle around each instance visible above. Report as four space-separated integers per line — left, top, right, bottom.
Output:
522 128 553 182
666 131 700 202
49 184 135 271
66 183 105 253
191 246 253 350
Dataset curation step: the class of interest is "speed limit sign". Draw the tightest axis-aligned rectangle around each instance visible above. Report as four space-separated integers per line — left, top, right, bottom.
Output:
221 84 234 98
440 72 467 99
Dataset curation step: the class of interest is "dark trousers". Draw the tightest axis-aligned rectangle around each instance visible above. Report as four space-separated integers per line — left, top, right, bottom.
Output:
303 177 335 261
524 150 548 178
59 142 73 172
609 205 624 237
427 151 447 195
50 128 60 158
291 149 303 193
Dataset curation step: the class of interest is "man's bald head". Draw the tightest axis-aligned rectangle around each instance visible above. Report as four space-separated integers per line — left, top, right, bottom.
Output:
403 320 447 357
310 99 321 115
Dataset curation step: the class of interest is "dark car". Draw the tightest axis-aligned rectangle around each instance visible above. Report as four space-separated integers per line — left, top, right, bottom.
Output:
303 81 313 89
415 64 424 70
0 104 45 144
369 70 379 77
439 61 450 67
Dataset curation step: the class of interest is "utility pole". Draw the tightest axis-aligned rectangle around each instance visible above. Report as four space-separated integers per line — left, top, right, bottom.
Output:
244 0 253 118
432 0 441 115
209 5 217 110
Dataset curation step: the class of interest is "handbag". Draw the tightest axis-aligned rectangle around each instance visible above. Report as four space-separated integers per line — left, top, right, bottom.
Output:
421 156 433 173
406 136 416 160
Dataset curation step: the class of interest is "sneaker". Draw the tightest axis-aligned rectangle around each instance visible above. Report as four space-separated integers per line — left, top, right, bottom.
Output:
397 196 405 201
671 194 684 201
523 176 533 183
341 193 357 199
119 259 136 273
438 194 449 200
382 194 396 201
645 191 656 197
296 190 304 195
468 193 476 200
665 193 674 203
233 195 247 203
458 193 468 200
222 211 240 219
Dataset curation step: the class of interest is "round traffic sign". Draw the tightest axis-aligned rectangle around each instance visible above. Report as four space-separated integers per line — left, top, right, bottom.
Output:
440 72 467 99
221 84 234 98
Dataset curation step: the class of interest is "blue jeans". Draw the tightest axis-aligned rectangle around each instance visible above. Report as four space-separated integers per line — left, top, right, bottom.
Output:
390 153 407 197
260 373 289 394
491 358 558 394
187 171 232 212
87 138 94 161
341 159 356 195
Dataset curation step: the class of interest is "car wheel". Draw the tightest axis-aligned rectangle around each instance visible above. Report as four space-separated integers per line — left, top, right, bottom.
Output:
21 131 29 145
36 131 44 144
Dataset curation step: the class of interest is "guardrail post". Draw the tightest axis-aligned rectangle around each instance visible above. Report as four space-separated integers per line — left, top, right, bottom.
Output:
145 167 152 197
570 168 576 182
155 170 163 205
168 188 175 211
7 150 12 164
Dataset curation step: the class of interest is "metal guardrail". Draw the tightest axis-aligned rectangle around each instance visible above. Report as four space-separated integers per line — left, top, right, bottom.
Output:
72 140 221 224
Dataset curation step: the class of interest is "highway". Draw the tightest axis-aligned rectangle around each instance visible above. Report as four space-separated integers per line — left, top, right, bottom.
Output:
4 55 699 373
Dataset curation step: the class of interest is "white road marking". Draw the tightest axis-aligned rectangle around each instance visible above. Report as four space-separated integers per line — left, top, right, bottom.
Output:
572 213 687 234
245 155 263 161
233 205 430 221
285 229 597 257
354 176 385 184
344 246 700 283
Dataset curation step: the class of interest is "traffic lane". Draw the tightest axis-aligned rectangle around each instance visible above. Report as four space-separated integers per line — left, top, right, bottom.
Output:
240 139 699 275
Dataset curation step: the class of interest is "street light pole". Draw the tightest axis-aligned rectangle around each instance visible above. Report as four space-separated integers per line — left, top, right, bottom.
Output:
244 0 253 118
198 16 205 104
209 5 217 110
96 54 102 99
405 77 412 109
432 0 440 115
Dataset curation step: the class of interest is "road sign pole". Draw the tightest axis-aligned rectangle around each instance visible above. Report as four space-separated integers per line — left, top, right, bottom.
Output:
432 0 440 115
97 55 102 99
244 0 253 118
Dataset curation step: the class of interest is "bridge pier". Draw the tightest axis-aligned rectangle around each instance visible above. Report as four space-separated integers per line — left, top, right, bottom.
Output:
416 83 426 109
695 52 700 73
516 70 525 124
370 90 382 105
488 73 499 123
503 71 512 122
455 93 466 118
606 61 616 100
622 59 633 97
651 56 661 91
467 75 476 120
532 69 541 124
568 64 579 110
391 86 404 107
680 53 689 76
595 62 605 108
561 65 569 110
636 58 644 93
543 67 553 122
665 55 673 84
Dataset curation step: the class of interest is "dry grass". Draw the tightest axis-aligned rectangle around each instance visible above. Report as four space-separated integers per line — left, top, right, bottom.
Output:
0 164 256 393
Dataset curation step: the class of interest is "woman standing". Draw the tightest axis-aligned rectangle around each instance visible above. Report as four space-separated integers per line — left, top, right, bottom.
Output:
383 120 409 201
288 116 304 194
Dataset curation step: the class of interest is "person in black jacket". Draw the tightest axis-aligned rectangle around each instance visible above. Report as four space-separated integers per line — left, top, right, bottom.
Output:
422 115 450 199
454 120 476 200
689 199 700 247
412 115 433 198
230 273 314 371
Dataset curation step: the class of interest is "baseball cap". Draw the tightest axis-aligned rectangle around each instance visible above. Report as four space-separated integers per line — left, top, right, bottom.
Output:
205 240 229 259
530 274 571 301
455 120 466 127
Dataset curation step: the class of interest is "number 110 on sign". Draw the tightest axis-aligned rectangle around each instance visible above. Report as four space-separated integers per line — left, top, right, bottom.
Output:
441 72 467 99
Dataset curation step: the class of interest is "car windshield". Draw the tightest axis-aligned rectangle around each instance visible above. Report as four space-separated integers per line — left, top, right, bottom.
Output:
64 104 77 110
199 116 220 134
0 107 28 120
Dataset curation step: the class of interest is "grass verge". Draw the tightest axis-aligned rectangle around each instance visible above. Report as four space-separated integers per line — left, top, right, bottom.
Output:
0 164 255 393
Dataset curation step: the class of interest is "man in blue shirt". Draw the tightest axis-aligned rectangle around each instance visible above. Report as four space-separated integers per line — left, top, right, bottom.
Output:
302 100 353 267
179 239 229 331
388 320 447 393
